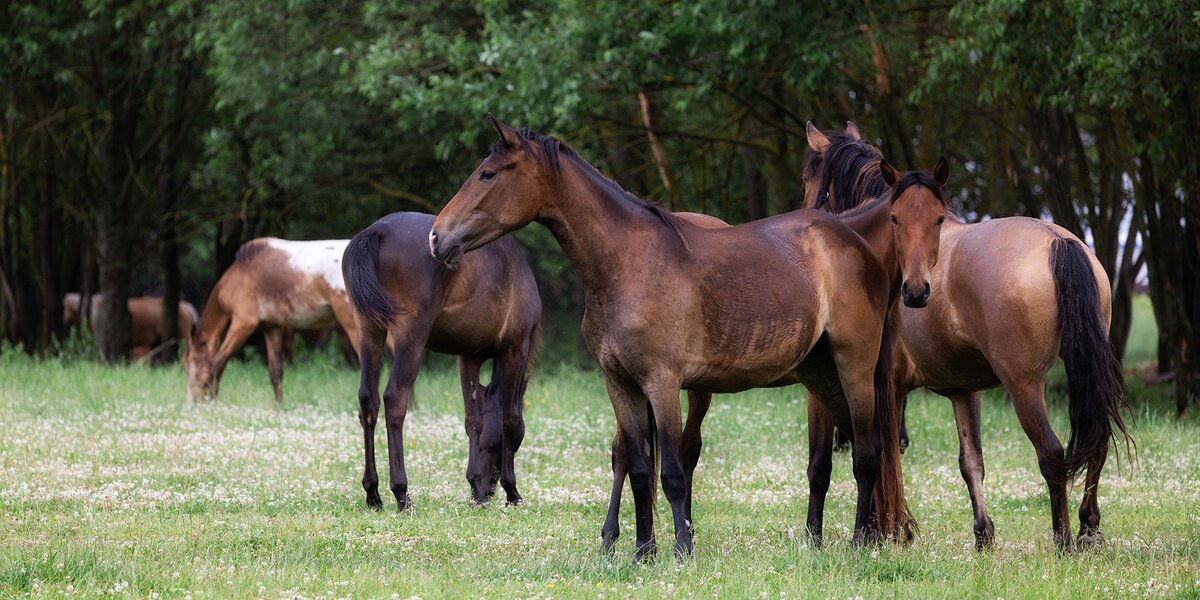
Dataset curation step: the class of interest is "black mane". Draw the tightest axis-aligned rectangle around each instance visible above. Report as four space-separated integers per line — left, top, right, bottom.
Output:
804 131 889 213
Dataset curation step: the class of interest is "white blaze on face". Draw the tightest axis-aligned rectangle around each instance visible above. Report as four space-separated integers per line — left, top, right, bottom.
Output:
265 238 351 292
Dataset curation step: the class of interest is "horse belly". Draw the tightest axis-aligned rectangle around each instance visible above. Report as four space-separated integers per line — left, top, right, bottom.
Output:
261 299 334 330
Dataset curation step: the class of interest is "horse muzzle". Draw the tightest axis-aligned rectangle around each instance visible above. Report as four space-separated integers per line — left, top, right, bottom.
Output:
902 281 931 308
428 229 464 268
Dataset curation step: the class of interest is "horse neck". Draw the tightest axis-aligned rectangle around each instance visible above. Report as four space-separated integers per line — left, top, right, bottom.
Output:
195 284 232 352
839 197 900 290
537 159 678 293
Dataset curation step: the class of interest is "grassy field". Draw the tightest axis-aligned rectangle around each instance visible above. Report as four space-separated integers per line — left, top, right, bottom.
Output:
1 296 1197 598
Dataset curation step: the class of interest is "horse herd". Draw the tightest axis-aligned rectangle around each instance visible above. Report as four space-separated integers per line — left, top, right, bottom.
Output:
165 116 1130 561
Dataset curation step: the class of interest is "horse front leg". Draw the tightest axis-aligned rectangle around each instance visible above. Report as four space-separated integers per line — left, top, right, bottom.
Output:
805 394 835 547
643 376 693 560
493 344 531 506
682 390 712 525
604 379 657 562
602 426 627 554
458 354 489 505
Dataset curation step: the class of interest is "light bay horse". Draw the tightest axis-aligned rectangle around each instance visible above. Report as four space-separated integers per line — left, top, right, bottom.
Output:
804 122 1132 551
64 293 197 360
184 238 359 403
430 116 912 560
343 211 541 509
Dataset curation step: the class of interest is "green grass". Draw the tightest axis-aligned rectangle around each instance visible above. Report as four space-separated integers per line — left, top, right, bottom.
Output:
1 299 1197 598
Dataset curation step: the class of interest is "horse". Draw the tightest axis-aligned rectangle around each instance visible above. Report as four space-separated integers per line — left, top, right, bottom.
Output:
342 211 541 509
64 292 198 360
804 122 1132 551
430 115 913 560
601 170 952 554
183 238 360 403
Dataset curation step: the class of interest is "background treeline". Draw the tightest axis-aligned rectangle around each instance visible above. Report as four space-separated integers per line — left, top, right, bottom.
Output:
1 0 1196 413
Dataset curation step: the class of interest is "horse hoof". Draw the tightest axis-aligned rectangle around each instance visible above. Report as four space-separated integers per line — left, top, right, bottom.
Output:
632 540 657 564
365 494 383 511
505 496 523 507
396 496 412 512
1076 530 1104 550
601 533 619 556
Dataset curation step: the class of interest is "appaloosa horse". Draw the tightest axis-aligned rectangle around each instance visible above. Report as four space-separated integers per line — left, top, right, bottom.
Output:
804 122 1132 550
431 116 912 560
184 238 359 403
343 211 541 509
64 293 198 360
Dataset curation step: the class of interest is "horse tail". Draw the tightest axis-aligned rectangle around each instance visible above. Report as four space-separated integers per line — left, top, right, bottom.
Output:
1049 237 1133 480
872 310 917 543
343 226 407 329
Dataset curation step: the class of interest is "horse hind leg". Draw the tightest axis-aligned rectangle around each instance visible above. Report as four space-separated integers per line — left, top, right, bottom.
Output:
947 390 995 550
356 322 387 510
263 327 286 404
1007 378 1073 551
1076 450 1108 549
382 329 427 511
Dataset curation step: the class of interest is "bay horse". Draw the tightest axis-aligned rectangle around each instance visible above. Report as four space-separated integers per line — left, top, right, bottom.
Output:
430 115 912 560
64 293 198 360
184 238 360 403
804 122 1132 550
343 211 541 509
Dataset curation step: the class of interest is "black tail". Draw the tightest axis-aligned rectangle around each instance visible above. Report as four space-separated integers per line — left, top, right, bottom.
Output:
1050 237 1133 480
872 310 916 542
343 227 407 328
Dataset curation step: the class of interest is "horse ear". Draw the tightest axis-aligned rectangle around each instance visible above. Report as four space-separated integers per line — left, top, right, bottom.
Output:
845 121 863 141
806 121 831 153
486 113 522 150
880 159 901 187
932 156 950 187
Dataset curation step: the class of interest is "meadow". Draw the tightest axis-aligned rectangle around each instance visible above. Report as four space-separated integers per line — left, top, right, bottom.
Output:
1 296 1197 598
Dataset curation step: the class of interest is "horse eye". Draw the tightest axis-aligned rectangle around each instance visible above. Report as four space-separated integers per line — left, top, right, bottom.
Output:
480 170 496 181
889 214 898 224
936 215 945 225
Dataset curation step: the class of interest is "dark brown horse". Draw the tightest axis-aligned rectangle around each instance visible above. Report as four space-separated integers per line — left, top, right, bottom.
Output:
805 122 1132 550
343 211 541 509
431 116 912 560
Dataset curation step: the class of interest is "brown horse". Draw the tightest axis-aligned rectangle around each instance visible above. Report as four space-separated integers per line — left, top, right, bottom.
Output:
804 122 1132 550
184 238 360 403
64 293 198 360
343 211 541 509
430 115 912 560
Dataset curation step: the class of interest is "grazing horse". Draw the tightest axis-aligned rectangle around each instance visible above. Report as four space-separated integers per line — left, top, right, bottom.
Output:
430 115 912 560
184 238 359 403
64 293 198 360
343 211 541 509
804 122 1132 550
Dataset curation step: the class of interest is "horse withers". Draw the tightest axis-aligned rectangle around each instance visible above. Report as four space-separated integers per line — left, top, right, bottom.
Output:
343 212 541 510
430 115 912 560
184 238 359 403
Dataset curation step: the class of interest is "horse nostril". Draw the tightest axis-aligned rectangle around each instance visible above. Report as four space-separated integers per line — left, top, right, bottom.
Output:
901 281 909 297
923 282 931 297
